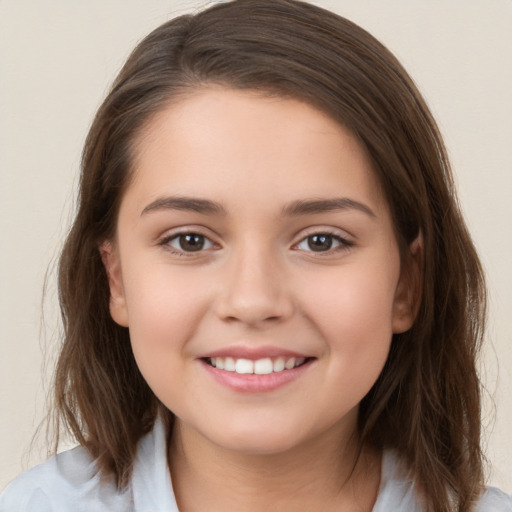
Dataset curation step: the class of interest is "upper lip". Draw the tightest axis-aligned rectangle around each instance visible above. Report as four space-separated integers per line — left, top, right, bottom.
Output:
198 345 312 360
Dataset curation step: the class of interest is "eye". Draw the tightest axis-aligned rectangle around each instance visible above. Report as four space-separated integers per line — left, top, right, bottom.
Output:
165 233 214 253
295 233 351 253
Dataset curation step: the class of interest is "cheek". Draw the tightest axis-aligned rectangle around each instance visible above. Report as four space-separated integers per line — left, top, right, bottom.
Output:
298 261 399 385
304 265 398 337
121 262 210 377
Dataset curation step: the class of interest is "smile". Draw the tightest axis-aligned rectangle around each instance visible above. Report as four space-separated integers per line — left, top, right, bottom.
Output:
207 356 307 375
202 355 314 393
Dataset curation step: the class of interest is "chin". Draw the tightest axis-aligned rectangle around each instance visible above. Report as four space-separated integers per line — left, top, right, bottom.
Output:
217 433 302 456
201 419 313 456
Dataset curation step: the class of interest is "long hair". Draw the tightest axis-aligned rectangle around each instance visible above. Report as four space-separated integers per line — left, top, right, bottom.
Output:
55 1 486 510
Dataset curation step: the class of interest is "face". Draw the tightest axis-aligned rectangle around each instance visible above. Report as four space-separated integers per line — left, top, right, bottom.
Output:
102 88 417 456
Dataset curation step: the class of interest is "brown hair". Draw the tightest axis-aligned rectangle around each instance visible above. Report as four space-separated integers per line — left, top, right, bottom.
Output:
54 1 486 510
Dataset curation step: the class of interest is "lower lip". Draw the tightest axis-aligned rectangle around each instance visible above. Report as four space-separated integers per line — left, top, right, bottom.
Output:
200 359 314 393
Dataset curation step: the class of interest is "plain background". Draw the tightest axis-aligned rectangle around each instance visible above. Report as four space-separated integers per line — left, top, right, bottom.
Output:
1 0 511 493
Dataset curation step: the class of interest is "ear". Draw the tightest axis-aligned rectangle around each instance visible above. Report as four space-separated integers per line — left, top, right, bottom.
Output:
99 241 129 327
392 234 423 334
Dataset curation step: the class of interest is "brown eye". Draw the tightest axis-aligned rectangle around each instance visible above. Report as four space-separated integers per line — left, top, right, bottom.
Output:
166 233 213 253
179 234 205 251
307 234 333 252
295 232 351 253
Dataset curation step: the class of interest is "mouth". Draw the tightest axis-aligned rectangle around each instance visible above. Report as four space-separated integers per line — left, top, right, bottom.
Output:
203 356 312 375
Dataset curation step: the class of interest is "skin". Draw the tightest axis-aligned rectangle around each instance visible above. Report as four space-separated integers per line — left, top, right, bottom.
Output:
101 88 420 511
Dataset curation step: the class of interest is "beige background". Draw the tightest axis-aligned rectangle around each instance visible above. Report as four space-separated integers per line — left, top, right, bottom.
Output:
1 0 511 492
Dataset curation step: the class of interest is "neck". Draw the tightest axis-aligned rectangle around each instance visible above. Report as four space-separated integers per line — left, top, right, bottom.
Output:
168 418 381 512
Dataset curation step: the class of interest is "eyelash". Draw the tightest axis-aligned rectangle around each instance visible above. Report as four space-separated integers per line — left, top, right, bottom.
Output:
294 231 353 255
158 230 353 257
158 231 216 256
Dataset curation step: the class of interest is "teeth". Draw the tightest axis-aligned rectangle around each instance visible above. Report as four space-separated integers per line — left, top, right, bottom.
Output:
285 357 295 370
235 359 254 374
273 358 285 372
254 358 273 375
209 356 307 374
224 357 236 371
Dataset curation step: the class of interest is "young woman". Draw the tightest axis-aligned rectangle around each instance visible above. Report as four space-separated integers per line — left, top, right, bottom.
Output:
1 1 510 511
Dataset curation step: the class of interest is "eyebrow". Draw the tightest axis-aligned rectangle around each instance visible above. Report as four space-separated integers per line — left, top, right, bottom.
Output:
140 195 376 218
282 198 376 218
141 196 227 216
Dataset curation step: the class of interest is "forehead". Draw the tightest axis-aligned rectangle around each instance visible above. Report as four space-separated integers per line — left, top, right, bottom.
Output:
126 88 388 216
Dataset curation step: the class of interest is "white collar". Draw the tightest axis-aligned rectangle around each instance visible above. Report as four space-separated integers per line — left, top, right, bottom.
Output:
131 417 179 512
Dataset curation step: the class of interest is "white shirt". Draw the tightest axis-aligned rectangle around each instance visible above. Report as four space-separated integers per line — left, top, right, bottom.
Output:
1 419 511 511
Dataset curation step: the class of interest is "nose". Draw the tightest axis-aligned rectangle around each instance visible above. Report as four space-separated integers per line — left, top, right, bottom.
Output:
214 242 294 328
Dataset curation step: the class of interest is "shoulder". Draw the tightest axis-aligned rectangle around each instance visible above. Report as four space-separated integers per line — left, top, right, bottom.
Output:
475 486 512 512
374 451 512 512
0 446 132 512
0 418 176 512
